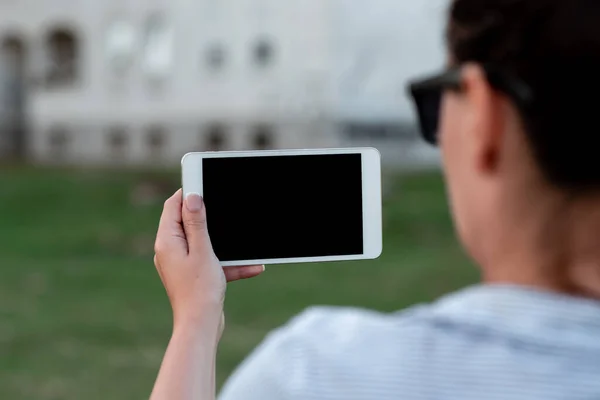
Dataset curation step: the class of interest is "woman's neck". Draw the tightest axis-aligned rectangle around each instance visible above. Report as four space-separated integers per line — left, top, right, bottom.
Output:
482 191 600 300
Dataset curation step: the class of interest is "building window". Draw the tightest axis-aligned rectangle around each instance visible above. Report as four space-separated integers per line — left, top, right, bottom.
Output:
253 38 274 67
48 126 70 159
1 34 27 73
205 124 227 151
105 20 136 73
142 13 173 80
252 125 274 149
205 44 225 71
106 126 128 160
45 27 79 87
343 122 419 141
146 126 167 158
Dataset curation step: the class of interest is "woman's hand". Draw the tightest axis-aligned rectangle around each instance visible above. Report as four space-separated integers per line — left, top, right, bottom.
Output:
150 190 264 400
154 189 265 331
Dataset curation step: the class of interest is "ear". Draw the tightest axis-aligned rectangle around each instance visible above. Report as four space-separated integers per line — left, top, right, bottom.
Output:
461 63 506 175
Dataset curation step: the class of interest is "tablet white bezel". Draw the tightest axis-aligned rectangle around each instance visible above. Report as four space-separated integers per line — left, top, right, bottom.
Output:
181 147 382 266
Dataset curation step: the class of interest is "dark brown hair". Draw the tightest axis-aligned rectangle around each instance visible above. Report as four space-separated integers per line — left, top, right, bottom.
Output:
447 0 600 191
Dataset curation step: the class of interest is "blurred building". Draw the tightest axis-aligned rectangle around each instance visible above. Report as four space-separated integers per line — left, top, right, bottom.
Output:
0 0 445 167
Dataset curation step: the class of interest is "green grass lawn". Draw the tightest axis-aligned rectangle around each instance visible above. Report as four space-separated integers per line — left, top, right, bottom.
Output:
0 167 477 399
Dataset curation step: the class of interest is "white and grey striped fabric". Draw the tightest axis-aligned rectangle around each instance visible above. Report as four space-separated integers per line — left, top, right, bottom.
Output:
219 285 600 400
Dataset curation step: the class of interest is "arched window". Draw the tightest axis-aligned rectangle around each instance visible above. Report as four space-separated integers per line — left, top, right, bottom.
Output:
1 34 27 73
45 27 79 87
105 20 136 73
142 14 173 81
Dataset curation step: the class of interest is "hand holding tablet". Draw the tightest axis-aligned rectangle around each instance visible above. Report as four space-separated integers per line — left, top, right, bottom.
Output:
181 147 383 266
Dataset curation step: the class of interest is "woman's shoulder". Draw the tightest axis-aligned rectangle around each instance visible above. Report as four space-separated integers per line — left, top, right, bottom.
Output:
219 304 437 400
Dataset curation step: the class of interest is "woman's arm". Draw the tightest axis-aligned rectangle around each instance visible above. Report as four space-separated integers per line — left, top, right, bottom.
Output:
150 317 221 400
149 190 264 400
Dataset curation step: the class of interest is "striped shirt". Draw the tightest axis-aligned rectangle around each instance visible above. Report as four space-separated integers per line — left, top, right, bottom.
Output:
219 285 600 400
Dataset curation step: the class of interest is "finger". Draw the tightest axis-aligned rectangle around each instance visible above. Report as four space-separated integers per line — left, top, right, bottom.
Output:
181 193 212 255
155 189 188 255
224 265 266 282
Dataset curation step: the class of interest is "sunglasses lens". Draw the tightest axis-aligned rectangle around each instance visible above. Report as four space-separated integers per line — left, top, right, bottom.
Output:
413 89 442 145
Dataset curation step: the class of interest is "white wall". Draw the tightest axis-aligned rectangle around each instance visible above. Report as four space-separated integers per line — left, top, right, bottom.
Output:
333 0 448 122
332 0 447 168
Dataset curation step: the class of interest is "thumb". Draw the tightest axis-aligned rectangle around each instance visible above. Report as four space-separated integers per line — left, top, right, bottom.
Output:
182 193 212 253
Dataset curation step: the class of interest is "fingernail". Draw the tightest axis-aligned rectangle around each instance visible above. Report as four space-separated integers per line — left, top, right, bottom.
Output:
185 193 203 212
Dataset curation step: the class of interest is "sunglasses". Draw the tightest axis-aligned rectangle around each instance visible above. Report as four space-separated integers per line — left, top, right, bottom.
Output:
407 65 535 145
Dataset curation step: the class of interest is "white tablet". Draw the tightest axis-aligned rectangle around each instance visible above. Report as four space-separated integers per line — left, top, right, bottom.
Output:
181 147 382 266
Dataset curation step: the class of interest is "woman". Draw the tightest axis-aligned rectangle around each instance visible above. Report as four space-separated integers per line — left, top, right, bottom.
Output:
151 0 600 398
